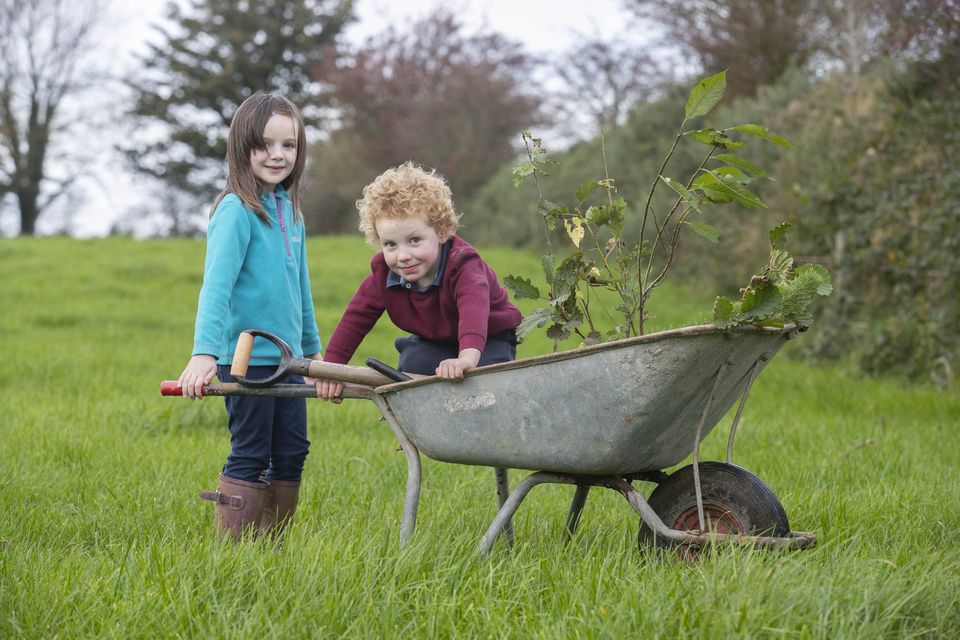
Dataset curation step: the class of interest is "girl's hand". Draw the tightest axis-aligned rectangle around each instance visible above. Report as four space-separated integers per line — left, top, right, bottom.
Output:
305 353 344 403
315 379 344 403
436 348 481 380
178 354 217 399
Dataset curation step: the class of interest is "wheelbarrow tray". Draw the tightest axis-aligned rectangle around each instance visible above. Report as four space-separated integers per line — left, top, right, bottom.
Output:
376 324 795 475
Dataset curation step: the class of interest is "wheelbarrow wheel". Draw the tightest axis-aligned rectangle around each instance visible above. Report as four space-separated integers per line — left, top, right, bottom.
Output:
637 461 789 551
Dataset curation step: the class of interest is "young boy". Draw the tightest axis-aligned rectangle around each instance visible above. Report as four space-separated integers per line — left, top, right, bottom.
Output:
318 162 522 400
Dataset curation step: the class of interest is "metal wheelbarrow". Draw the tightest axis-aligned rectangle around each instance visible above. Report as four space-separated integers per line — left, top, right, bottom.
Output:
162 324 816 556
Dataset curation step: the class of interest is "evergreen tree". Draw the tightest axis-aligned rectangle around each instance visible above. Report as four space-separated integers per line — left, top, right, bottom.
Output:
124 0 353 224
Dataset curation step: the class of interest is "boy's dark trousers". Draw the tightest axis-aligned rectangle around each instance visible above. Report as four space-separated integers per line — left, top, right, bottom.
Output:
395 329 518 375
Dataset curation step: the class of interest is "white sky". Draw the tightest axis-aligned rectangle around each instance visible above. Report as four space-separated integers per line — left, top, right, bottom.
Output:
7 0 648 237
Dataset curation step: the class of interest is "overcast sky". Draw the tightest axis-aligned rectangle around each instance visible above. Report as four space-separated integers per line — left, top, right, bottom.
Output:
7 0 648 237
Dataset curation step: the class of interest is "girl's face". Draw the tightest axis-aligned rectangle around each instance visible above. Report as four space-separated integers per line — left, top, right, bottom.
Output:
250 114 298 189
375 216 449 289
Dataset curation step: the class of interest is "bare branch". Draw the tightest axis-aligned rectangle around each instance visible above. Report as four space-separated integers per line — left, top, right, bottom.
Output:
0 0 107 235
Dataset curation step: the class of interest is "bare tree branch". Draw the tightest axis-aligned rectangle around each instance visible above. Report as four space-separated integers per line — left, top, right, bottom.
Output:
0 0 106 235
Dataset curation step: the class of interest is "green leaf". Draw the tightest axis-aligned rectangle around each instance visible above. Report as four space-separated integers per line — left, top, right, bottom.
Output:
685 128 745 149
687 128 717 145
659 176 702 214
702 171 766 208
585 198 627 235
715 166 752 184
537 199 570 218
767 249 794 283
503 275 540 300
516 308 553 339
732 124 793 148
796 263 833 296
685 221 720 243
511 163 535 187
737 276 782 321
575 179 602 203
714 153 767 177
769 222 791 251
540 255 555 286
685 71 727 119
712 296 734 329
546 323 572 341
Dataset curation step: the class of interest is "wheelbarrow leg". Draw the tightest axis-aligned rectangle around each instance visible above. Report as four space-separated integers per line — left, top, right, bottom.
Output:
605 477 689 544
374 397 422 548
398 442 422 548
479 471 562 558
564 484 590 541
494 467 514 547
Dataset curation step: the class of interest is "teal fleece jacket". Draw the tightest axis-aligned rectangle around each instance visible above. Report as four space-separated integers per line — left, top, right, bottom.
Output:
192 188 321 365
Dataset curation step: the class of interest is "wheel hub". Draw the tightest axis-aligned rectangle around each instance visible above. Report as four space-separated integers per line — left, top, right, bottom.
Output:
672 503 743 534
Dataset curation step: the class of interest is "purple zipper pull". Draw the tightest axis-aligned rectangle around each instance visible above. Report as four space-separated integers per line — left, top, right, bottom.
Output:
274 193 291 258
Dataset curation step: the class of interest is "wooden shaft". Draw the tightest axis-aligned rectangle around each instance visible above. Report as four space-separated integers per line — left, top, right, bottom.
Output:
305 359 395 386
160 381 375 399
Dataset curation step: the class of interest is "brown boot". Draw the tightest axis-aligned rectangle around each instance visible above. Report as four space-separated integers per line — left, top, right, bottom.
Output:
200 474 269 541
260 478 301 538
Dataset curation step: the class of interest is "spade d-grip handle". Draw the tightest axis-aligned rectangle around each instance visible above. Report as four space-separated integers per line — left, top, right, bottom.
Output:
230 329 397 388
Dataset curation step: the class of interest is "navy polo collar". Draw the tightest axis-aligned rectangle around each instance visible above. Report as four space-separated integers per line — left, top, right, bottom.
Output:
386 238 452 292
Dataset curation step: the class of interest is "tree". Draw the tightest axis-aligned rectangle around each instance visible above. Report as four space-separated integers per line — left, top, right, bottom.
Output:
817 0 959 74
626 0 824 98
550 37 667 137
625 0 960 97
307 9 542 234
0 0 106 236
124 0 353 234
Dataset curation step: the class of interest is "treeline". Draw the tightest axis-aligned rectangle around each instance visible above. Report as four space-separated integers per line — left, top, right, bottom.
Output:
463 2 959 383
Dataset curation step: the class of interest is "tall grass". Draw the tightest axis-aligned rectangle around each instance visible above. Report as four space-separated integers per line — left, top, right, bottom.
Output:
1 236 958 639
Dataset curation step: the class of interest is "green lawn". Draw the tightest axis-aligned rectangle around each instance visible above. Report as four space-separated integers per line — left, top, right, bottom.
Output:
1 236 958 639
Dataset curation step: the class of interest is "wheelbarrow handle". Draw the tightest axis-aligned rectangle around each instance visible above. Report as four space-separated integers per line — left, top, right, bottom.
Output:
230 329 400 387
159 381 375 400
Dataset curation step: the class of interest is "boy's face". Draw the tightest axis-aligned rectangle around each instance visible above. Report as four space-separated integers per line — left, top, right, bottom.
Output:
375 216 448 289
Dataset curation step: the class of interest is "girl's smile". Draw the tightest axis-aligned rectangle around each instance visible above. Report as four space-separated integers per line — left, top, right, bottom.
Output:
251 114 298 188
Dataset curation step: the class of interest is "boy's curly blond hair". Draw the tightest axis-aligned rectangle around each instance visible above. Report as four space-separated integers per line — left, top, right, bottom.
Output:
357 162 460 245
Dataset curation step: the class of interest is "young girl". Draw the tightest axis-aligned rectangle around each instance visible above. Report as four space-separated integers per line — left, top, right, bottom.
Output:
317 162 522 401
177 93 323 541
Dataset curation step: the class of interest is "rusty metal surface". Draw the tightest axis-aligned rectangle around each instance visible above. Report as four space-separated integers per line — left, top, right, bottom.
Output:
378 324 795 475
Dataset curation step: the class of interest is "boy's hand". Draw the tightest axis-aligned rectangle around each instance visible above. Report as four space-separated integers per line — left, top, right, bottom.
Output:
178 354 217 399
436 348 481 380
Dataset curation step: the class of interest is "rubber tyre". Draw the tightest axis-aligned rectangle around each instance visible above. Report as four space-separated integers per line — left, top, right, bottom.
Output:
637 461 790 550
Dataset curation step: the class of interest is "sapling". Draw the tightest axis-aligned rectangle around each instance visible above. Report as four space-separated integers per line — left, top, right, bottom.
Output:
506 70 831 348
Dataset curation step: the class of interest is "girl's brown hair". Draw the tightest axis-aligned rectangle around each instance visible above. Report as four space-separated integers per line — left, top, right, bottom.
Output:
210 93 307 224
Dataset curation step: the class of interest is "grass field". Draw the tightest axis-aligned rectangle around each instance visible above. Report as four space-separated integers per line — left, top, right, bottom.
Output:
1 236 959 639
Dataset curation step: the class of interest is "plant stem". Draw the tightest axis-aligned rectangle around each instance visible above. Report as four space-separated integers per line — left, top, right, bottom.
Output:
636 117 686 334
521 132 559 352
642 146 718 290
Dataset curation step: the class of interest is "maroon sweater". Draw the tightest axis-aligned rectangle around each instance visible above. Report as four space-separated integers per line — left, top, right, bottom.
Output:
324 235 522 364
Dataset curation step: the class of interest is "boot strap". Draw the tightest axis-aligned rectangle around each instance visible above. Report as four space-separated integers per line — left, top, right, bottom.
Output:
199 490 244 509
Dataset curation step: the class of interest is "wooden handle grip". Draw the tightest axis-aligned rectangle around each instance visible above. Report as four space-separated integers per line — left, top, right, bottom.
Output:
230 332 255 377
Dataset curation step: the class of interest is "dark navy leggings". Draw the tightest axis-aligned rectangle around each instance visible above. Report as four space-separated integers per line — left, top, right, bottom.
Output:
394 329 518 375
216 365 310 483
